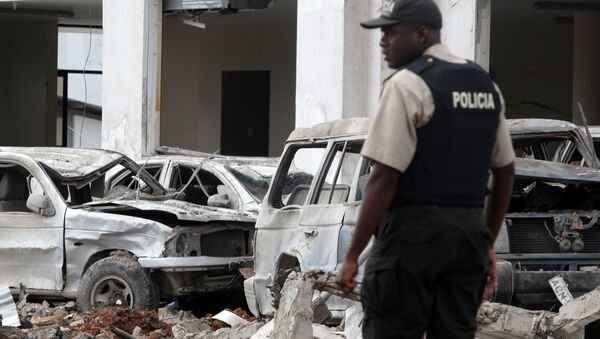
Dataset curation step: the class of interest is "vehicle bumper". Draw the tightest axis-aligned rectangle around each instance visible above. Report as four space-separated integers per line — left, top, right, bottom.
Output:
138 256 253 272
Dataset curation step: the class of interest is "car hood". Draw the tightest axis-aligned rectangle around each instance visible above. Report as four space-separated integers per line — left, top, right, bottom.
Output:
82 199 257 223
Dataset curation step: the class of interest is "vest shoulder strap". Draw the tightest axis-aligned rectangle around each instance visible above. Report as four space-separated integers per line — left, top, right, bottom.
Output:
405 56 436 75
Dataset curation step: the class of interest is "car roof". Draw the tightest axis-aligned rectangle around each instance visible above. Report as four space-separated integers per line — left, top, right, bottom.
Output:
286 118 372 142
516 157 600 184
0 147 124 178
508 118 578 135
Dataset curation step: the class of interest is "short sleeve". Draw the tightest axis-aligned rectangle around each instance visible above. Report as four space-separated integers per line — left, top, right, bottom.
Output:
361 70 434 172
490 86 515 168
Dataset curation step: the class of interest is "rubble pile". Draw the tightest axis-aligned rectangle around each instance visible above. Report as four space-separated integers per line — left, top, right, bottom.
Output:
0 301 264 338
17 270 600 338
0 271 363 339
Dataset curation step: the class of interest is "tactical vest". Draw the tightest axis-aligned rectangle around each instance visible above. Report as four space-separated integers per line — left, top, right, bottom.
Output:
393 56 501 207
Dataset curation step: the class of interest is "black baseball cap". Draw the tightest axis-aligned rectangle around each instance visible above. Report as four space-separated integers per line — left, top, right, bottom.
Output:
361 0 443 30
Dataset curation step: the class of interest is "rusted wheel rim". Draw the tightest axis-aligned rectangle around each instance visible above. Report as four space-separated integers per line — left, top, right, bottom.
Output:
90 275 134 308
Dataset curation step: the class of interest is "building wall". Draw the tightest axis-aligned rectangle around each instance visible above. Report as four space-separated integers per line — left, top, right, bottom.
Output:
160 17 296 157
0 20 57 146
490 21 573 120
573 12 600 125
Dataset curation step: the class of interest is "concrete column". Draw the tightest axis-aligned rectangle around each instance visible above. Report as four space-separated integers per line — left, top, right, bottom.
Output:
295 0 382 128
102 0 162 159
436 0 491 69
295 0 491 129
572 12 600 125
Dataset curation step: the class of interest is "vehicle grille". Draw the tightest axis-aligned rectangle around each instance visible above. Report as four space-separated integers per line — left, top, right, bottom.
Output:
201 230 249 257
508 218 600 253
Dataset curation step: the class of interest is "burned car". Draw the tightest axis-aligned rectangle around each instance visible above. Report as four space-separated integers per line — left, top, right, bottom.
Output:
128 147 284 215
244 118 600 317
508 118 599 168
0 147 254 310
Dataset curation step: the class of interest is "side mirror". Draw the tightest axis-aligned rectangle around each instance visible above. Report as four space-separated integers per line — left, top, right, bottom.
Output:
27 193 55 216
207 193 231 208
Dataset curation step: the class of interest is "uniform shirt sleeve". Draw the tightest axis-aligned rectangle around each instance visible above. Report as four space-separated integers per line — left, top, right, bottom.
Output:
490 84 515 168
361 70 434 172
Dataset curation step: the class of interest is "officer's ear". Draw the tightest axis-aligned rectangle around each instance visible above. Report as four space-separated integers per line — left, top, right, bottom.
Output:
414 25 432 45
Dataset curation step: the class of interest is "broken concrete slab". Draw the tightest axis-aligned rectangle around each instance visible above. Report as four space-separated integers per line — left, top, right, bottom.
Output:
0 284 20 327
478 286 600 339
477 302 555 338
343 303 364 339
552 286 600 335
272 272 314 339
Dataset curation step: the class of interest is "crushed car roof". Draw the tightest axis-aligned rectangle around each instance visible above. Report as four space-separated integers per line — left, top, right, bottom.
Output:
287 118 372 142
515 157 600 184
508 119 578 135
0 147 124 178
155 146 279 166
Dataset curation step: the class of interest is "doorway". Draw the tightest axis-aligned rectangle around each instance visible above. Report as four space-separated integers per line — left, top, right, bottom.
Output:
220 71 270 156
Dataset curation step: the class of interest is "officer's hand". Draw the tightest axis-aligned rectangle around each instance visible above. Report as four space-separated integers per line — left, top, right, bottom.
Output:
336 258 358 293
482 248 497 300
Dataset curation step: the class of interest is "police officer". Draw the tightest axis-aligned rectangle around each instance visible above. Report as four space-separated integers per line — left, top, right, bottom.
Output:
336 0 515 338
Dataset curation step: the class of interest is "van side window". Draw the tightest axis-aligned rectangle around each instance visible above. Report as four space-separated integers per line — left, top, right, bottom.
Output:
269 144 327 209
314 142 362 205
0 165 33 212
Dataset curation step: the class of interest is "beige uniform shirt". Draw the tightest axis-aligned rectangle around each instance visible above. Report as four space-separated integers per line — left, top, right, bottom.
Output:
361 44 515 172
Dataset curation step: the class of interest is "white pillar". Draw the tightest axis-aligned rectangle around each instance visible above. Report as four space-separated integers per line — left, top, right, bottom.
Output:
572 12 600 125
295 0 491 129
295 0 382 127
102 0 162 159
436 0 491 69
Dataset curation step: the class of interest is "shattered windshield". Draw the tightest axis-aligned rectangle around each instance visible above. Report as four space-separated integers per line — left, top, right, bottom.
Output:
226 164 313 203
44 158 168 206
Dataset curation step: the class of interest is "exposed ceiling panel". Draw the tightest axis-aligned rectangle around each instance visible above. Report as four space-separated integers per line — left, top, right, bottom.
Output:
0 0 102 25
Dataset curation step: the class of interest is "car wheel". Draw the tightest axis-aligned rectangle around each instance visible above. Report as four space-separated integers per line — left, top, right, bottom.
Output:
78 255 159 311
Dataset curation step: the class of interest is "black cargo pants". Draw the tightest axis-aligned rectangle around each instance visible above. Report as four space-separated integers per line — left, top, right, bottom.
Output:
361 204 490 339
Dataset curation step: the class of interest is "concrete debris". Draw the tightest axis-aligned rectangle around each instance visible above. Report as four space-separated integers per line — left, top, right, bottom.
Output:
171 319 212 338
272 271 314 339
552 286 600 335
343 303 364 339
478 286 600 338
189 321 265 339
477 302 555 338
0 283 20 327
212 310 249 328
16 268 600 339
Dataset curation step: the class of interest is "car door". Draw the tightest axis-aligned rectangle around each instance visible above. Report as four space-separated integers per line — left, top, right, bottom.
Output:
296 140 363 272
0 160 66 290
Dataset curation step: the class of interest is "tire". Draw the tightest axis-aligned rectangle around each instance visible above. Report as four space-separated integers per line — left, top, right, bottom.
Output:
78 255 159 311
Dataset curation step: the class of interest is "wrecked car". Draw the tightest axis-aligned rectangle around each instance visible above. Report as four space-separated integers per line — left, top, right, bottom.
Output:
508 118 600 167
0 147 254 311
131 147 283 215
244 118 372 317
244 118 600 317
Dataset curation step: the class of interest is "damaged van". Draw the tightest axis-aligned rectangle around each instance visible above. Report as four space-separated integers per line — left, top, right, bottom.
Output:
244 118 600 317
0 147 254 310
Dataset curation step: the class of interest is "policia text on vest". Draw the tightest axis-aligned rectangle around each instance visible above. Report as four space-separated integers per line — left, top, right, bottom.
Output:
452 91 496 110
